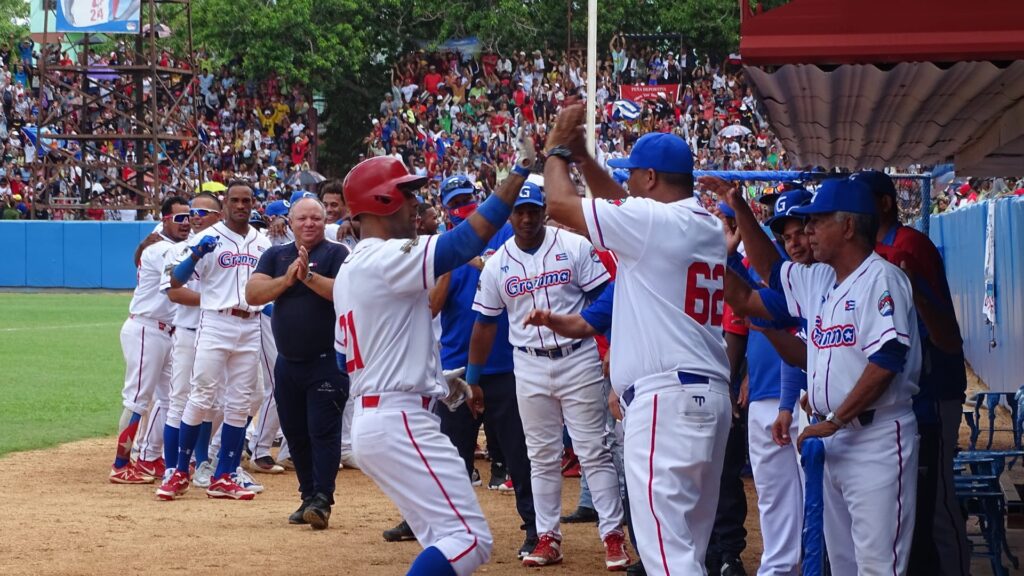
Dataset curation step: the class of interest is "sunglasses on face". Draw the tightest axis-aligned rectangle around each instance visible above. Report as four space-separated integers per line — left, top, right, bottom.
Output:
190 208 220 218
165 213 190 224
442 178 471 195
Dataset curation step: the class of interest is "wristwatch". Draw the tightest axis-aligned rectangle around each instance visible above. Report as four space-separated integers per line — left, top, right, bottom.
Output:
546 145 574 163
824 411 846 428
305 270 314 282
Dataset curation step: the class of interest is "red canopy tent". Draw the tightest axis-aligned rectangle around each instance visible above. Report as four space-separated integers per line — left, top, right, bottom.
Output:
739 0 1024 175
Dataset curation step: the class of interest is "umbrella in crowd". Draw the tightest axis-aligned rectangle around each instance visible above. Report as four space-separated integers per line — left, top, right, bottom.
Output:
719 124 753 138
286 170 326 187
197 181 227 193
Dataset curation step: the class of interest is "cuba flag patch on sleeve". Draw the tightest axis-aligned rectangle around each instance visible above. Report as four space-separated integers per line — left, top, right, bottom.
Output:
878 290 895 317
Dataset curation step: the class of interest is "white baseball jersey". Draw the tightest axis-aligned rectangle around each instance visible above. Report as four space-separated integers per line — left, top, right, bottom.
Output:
780 252 921 416
326 222 358 249
129 234 179 324
581 196 730 394
187 221 272 312
472 226 609 348
160 232 202 329
333 235 445 398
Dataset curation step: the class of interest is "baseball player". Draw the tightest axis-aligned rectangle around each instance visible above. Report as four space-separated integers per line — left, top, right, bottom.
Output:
468 180 629 570
543 115 732 575
717 189 814 576
855 170 970 576
707 176 921 575
109 196 191 484
430 174 537 559
334 150 530 576
322 181 359 249
158 181 272 501
158 193 223 487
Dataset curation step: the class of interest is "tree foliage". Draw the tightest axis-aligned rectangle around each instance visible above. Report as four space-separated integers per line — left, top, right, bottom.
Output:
0 0 30 45
187 0 740 173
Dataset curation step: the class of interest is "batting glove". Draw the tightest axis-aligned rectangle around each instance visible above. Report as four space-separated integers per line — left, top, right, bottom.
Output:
441 367 471 412
514 126 536 170
191 235 219 258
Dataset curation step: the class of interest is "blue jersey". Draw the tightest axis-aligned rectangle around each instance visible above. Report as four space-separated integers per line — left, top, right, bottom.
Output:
440 223 515 374
580 280 614 337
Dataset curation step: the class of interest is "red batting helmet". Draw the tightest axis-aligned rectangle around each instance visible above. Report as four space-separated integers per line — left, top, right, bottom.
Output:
343 156 427 218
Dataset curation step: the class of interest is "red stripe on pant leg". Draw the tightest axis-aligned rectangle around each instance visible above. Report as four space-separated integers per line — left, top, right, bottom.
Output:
647 394 671 575
449 536 479 563
402 411 477 562
892 419 904 576
133 326 146 403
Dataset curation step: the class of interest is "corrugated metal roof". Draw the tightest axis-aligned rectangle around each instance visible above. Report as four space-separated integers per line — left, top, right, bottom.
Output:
745 61 1024 175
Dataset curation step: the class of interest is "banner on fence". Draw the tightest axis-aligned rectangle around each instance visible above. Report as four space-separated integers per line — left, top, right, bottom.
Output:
56 0 140 34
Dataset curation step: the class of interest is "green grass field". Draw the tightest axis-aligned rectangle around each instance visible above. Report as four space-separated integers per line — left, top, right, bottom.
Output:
0 292 130 457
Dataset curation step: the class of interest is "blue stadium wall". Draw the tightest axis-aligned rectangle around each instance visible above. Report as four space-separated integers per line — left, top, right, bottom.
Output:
0 222 157 289
929 197 1024 393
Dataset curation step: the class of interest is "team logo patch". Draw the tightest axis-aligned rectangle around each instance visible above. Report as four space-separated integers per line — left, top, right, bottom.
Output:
693 396 706 406
504 269 572 297
845 300 856 311
555 253 568 261
217 252 259 268
878 291 895 317
810 317 857 349
589 246 601 264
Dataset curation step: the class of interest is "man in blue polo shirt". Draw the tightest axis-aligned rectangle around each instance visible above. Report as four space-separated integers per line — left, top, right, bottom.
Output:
246 196 350 530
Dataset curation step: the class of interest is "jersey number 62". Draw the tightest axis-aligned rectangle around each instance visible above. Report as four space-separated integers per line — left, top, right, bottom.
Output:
685 262 724 327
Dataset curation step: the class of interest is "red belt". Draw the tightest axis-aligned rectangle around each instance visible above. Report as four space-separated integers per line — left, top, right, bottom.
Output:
218 308 256 320
361 395 431 409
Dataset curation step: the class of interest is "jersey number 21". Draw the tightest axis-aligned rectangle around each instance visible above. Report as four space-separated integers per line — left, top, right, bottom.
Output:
337 311 365 372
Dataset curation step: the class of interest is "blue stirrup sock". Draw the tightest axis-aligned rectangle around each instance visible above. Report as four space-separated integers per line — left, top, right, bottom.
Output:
163 424 180 470
194 421 213 464
175 421 201 473
406 546 456 576
214 424 245 478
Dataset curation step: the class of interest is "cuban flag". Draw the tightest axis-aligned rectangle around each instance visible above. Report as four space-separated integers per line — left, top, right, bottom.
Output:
612 99 641 121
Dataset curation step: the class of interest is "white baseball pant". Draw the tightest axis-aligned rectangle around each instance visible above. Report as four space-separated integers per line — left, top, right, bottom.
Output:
623 374 731 576
353 393 492 576
822 408 919 576
250 315 281 459
514 343 624 539
747 399 802 576
340 398 356 468
119 316 173 415
165 327 197 428
181 310 260 429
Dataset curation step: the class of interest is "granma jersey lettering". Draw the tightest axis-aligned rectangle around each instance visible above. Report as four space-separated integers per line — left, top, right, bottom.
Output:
504 269 572 296
811 316 857 349
217 252 259 268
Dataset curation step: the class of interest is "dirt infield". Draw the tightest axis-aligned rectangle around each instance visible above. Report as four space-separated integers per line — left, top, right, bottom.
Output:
0 438 763 575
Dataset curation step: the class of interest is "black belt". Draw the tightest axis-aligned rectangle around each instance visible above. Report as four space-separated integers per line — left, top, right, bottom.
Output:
516 341 583 359
621 371 710 407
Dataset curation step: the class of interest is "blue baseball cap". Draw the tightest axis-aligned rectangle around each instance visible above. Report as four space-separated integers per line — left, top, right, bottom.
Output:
790 179 876 217
249 210 267 227
607 133 694 174
765 188 814 234
514 181 545 208
716 201 736 218
290 190 316 204
612 169 630 185
850 170 896 198
265 200 290 217
440 175 475 205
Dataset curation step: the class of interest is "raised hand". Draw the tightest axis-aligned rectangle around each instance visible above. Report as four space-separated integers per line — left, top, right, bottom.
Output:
191 235 219 258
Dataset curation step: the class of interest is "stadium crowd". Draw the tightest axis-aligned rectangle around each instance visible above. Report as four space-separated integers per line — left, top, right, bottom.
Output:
0 40 319 221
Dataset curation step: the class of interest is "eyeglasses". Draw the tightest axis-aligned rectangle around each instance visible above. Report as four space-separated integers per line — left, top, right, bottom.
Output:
190 208 220 218
165 213 190 224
